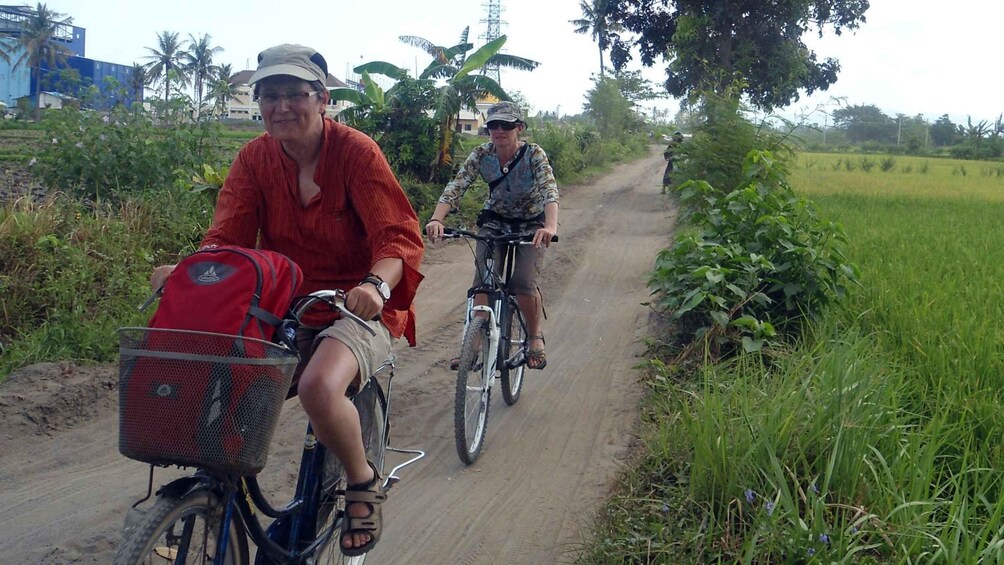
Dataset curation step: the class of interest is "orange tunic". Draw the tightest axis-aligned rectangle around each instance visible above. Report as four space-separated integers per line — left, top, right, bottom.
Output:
202 118 425 345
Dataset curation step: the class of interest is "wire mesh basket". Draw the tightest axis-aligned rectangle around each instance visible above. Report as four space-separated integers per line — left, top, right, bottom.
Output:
118 327 298 475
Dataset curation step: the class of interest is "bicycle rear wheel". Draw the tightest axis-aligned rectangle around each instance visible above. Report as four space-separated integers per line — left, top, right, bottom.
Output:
311 379 387 564
499 297 527 406
114 490 247 565
454 316 492 464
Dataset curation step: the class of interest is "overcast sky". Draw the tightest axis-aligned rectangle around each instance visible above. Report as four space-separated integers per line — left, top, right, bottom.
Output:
39 0 1002 125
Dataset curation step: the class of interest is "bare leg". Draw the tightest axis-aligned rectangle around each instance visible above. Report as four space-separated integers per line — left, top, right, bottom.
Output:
296 337 375 551
516 289 545 367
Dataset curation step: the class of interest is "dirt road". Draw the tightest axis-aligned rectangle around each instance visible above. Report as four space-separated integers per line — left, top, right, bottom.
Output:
0 148 675 564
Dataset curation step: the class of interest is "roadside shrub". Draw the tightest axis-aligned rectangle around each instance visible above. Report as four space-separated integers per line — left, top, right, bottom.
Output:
879 156 896 172
35 106 226 202
531 122 586 182
649 151 858 358
0 197 157 376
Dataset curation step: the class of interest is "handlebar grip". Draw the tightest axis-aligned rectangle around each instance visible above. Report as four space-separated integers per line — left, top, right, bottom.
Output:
551 235 559 242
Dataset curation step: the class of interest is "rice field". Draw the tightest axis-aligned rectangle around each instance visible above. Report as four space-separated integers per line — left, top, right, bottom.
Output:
582 151 1004 564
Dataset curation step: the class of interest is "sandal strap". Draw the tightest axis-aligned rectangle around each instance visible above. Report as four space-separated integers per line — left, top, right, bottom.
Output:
529 334 545 345
344 488 387 505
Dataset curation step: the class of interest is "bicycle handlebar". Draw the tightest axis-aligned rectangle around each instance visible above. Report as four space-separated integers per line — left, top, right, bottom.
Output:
289 289 378 336
442 227 558 244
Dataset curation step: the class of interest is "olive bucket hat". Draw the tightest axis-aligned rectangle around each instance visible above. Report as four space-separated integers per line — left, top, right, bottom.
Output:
248 44 328 85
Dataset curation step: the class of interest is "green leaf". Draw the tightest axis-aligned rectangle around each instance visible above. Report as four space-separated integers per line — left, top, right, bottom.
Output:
710 310 730 327
741 336 762 352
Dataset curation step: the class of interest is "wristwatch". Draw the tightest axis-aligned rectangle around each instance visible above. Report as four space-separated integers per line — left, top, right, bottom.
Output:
359 273 391 302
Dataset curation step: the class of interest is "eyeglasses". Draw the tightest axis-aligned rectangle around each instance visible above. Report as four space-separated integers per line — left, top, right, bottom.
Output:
487 121 519 131
255 91 320 107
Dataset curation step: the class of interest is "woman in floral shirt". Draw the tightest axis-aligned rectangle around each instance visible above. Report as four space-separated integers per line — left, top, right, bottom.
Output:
425 101 558 369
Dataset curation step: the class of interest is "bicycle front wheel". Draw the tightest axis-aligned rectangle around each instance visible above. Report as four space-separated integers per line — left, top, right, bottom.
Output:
454 316 492 464
114 489 247 565
312 379 387 564
499 297 527 406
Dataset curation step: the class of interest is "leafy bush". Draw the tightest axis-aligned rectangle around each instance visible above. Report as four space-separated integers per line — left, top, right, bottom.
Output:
649 151 859 357
35 106 226 202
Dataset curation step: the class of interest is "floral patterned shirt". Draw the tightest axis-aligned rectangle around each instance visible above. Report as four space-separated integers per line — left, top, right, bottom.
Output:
438 142 559 220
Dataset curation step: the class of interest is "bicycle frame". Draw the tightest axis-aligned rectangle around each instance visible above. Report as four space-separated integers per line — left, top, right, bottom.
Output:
460 229 523 372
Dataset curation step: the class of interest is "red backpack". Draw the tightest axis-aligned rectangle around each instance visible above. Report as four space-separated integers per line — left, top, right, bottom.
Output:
118 246 304 474
149 246 303 341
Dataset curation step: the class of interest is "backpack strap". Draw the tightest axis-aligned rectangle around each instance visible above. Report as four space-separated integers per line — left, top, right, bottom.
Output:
488 143 530 193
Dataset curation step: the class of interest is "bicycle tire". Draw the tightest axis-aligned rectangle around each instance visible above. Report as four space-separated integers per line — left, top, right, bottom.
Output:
454 317 492 464
114 490 248 565
499 297 527 406
311 379 387 564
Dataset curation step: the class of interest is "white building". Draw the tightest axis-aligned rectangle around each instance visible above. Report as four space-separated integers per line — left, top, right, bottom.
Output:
226 70 352 121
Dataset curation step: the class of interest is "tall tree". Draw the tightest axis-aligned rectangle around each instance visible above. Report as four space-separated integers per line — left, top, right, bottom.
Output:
184 33 223 119
831 104 894 143
602 0 870 111
0 3 74 111
929 114 957 147
127 63 146 107
143 31 188 105
208 63 239 119
569 0 619 78
398 30 539 178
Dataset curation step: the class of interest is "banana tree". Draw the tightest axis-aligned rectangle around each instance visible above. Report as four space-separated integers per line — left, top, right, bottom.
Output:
408 34 539 179
328 62 410 134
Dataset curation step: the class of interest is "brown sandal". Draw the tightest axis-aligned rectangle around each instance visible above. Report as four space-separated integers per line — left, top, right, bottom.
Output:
527 335 547 370
341 460 386 557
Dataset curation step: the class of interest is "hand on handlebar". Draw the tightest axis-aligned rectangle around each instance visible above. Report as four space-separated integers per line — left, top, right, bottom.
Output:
425 219 445 243
533 226 558 248
345 284 384 322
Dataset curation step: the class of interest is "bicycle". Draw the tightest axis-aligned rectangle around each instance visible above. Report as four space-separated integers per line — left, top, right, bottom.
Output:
114 289 424 564
442 224 557 464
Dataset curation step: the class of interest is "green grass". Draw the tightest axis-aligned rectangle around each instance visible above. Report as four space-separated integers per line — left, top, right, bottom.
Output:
581 151 1004 563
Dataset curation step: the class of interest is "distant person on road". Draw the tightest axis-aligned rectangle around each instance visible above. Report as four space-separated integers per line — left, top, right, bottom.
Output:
662 130 685 189
425 101 559 370
150 43 424 558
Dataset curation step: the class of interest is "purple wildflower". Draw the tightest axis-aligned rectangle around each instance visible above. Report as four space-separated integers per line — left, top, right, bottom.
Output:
819 533 830 545
765 501 775 516
745 489 755 503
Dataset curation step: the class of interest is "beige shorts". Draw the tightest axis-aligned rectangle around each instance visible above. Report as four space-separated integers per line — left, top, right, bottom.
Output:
291 318 394 395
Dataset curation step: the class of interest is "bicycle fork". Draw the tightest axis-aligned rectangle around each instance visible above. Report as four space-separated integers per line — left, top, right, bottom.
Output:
467 303 500 386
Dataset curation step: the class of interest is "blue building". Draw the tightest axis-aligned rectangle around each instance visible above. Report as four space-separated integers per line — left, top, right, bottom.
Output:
0 4 139 109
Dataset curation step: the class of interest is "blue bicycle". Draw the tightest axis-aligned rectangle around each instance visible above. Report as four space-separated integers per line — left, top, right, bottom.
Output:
114 289 423 564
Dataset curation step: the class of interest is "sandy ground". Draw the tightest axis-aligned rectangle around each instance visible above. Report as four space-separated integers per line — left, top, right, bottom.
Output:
0 148 676 564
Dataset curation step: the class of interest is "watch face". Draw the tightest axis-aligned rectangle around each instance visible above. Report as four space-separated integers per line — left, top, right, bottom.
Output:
378 282 390 300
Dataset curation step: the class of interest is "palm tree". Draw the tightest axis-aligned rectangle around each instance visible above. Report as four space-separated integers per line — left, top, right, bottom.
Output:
570 0 619 78
184 33 223 119
143 31 188 106
208 63 239 119
0 3 74 113
127 63 146 108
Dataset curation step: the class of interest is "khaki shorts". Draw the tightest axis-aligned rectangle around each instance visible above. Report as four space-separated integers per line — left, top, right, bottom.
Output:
473 221 545 295
291 318 394 395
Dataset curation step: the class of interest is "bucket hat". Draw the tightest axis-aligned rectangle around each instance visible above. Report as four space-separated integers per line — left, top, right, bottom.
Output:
248 44 328 85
